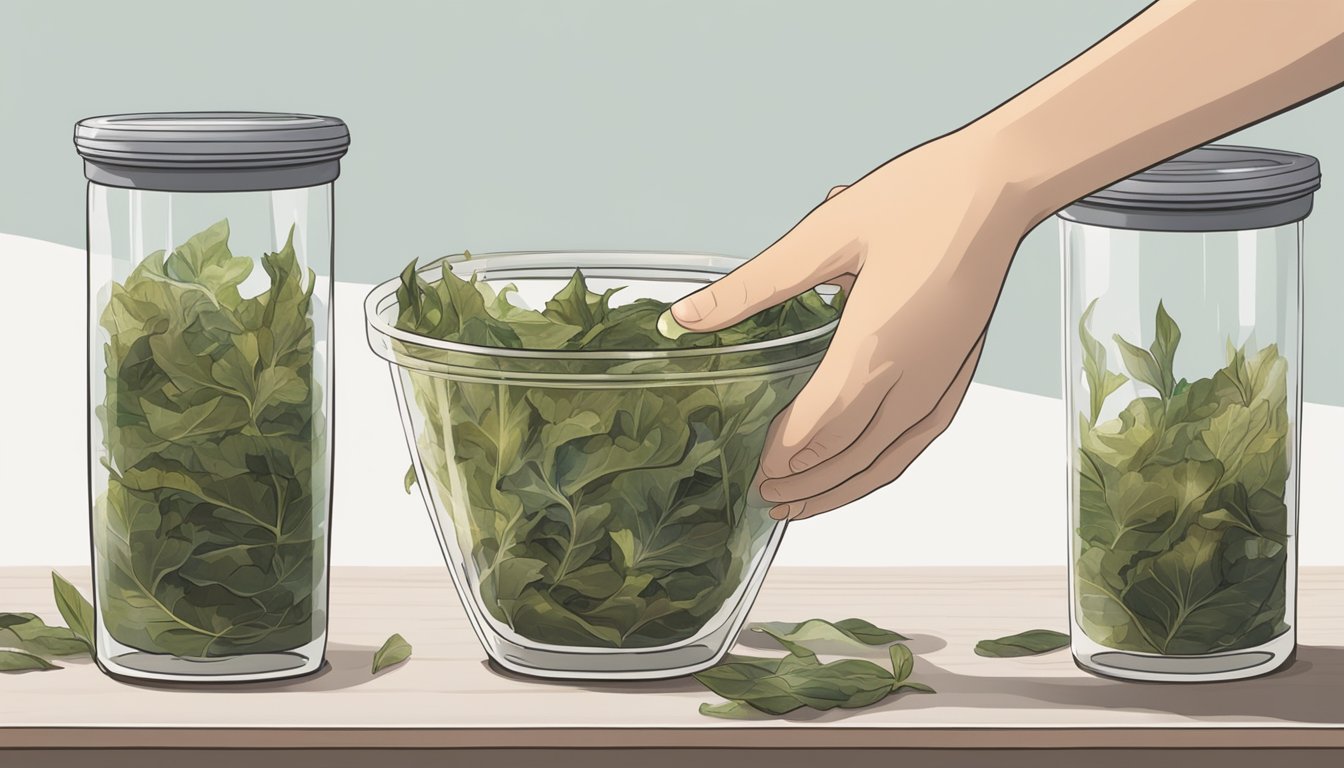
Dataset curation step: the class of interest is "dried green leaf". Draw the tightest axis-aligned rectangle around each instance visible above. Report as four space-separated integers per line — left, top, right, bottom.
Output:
404 464 418 494
95 222 324 658
751 618 908 655
0 650 61 672
699 659 924 716
693 633 933 718
888 642 914 681
656 308 691 340
0 613 90 657
50 572 94 650
694 653 895 716
1079 300 1128 424
1113 334 1166 397
698 700 766 719
1075 304 1289 656
372 633 412 674
1150 301 1181 395
974 629 1070 657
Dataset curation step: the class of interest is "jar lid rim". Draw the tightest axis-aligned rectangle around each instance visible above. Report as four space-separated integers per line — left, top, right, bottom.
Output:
74 112 349 186
1061 144 1320 228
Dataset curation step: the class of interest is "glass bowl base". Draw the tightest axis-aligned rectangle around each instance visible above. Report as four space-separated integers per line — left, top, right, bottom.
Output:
439 513 787 681
460 533 783 681
484 617 741 681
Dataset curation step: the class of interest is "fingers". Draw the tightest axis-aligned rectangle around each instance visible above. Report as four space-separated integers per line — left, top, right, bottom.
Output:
758 277 897 479
765 334 985 521
761 332 985 503
670 185 855 332
767 414 943 522
670 223 837 331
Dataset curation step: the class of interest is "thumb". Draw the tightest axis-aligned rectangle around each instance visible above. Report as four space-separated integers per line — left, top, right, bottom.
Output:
671 189 849 331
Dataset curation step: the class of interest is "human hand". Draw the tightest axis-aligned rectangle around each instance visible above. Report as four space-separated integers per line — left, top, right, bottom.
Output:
671 130 1037 520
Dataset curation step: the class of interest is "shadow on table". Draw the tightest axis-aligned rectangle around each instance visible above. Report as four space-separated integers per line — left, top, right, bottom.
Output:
285 642 393 692
770 644 1344 724
470 638 1344 726
482 659 705 693
478 631 950 695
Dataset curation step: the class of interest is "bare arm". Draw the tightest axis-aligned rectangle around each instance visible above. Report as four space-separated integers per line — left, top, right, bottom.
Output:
672 0 1344 521
989 0 1344 227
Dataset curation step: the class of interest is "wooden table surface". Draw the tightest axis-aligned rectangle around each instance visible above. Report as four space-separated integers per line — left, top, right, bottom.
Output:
3 565 1343 766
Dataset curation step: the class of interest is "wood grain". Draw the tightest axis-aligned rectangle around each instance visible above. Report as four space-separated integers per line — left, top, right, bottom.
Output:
2 566 1342 751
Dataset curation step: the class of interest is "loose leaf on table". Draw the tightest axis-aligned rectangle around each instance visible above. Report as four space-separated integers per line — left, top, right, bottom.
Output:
0 613 90 657
750 618 908 654
694 654 892 716
404 464 418 494
372 633 412 674
0 650 61 672
50 571 94 650
697 700 765 719
888 642 914 680
974 629 1070 658
694 641 932 718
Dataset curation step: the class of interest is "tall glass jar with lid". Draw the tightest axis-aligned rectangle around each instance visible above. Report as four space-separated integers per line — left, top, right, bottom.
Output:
75 112 349 682
1059 144 1317 682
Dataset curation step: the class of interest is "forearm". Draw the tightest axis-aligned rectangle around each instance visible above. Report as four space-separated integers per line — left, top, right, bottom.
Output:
972 0 1344 226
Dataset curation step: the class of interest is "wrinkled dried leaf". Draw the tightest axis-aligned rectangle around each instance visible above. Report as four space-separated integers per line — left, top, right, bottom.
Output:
974 629 1069 658
372 633 412 674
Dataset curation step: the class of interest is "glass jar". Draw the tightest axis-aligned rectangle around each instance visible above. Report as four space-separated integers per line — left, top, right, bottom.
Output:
74 112 349 682
365 252 834 679
1060 144 1317 682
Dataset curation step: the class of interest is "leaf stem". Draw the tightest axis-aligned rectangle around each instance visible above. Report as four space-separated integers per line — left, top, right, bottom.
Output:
1077 573 1163 653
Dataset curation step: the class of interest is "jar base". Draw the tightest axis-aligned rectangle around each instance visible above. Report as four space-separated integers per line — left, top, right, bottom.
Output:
96 635 326 683
1072 631 1295 682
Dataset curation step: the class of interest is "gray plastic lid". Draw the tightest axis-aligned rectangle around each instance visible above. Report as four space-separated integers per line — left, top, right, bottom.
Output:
1058 144 1320 232
74 112 350 193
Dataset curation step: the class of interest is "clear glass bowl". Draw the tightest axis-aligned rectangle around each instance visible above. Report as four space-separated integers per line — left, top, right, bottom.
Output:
365 252 835 680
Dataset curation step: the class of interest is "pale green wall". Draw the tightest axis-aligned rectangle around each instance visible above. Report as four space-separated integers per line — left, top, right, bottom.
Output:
3 0 1340 404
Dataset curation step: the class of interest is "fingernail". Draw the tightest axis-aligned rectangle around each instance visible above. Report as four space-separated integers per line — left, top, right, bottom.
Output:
788 448 821 473
769 504 791 520
673 291 717 325
670 301 701 324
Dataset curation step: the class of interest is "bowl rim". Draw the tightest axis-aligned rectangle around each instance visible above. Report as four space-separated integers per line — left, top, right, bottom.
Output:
363 249 840 362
